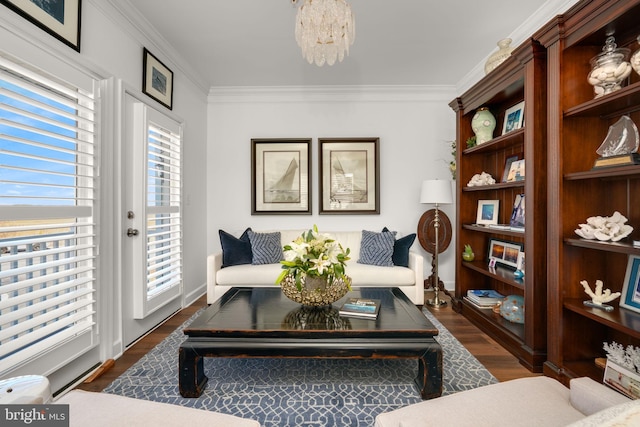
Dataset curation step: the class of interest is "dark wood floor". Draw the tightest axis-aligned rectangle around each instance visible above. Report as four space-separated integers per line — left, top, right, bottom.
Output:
76 290 537 393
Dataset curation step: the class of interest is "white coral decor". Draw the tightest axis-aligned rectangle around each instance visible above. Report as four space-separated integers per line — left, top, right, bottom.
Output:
467 172 496 187
580 280 621 305
604 342 640 374
574 211 633 242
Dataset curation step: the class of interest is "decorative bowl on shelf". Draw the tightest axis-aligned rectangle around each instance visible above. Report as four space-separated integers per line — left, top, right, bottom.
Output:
587 36 631 98
498 295 525 324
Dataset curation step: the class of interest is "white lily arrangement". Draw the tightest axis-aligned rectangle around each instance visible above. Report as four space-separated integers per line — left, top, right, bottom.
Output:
276 225 351 291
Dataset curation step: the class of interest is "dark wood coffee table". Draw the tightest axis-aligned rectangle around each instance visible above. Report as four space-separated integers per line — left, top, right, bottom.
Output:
179 287 442 399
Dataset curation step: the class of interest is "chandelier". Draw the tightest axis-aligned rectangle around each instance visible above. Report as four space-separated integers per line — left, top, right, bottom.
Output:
294 0 355 66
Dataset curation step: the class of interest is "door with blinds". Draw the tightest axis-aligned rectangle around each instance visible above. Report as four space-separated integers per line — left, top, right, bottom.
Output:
122 95 183 346
0 54 99 382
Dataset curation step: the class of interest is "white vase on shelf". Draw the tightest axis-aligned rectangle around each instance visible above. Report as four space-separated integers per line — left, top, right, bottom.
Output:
484 38 514 74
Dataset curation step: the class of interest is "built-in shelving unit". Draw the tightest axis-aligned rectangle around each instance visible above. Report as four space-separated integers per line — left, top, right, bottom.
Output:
449 39 548 372
536 0 640 385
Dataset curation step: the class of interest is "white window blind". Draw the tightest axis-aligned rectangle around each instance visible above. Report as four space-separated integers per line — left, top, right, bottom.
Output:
133 105 182 319
0 55 97 375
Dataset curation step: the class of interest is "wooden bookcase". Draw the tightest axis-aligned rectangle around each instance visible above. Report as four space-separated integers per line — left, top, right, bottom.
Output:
449 39 548 372
536 0 640 385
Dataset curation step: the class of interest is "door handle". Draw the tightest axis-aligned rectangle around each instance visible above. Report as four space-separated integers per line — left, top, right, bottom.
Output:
127 228 139 237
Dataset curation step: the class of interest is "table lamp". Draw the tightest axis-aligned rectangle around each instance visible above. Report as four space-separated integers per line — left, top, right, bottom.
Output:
418 179 453 308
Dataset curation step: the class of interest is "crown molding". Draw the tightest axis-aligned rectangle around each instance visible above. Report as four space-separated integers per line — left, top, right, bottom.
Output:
208 85 457 104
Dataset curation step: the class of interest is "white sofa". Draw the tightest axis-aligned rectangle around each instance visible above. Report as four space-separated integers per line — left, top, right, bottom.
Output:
56 390 260 427
374 376 637 427
208 229 424 305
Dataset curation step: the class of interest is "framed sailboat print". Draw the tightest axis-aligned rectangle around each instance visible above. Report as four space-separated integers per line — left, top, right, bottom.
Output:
251 138 311 215
319 138 380 214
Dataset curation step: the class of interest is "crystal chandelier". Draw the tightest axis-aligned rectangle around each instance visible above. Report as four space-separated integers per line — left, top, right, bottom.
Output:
294 0 355 66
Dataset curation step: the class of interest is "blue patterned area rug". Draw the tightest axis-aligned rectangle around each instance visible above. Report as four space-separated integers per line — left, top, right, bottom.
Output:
104 307 497 426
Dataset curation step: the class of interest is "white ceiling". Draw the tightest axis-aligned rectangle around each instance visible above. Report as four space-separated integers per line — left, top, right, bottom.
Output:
123 0 555 89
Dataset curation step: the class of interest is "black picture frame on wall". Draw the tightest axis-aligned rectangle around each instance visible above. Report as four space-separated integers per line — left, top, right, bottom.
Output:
143 48 174 110
1 0 82 51
251 138 312 215
319 137 380 214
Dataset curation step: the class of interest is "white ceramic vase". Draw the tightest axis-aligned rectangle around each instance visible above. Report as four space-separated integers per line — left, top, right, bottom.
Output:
484 38 514 74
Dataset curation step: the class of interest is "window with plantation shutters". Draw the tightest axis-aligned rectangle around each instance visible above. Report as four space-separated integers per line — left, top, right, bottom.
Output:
131 104 182 319
0 55 97 376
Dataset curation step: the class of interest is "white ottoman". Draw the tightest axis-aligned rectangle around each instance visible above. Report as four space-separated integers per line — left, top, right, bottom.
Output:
0 375 51 404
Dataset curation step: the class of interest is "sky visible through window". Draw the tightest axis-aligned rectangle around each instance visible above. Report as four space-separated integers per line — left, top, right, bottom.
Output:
0 77 77 206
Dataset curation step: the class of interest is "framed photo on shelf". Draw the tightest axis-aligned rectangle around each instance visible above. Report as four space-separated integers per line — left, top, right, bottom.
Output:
488 238 523 270
0 0 82 51
476 199 499 225
251 138 311 215
502 101 525 135
510 194 525 228
319 137 380 214
620 255 640 314
506 159 525 182
143 48 174 110
502 152 523 182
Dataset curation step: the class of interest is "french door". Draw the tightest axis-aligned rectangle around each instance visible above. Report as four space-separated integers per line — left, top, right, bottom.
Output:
121 94 183 346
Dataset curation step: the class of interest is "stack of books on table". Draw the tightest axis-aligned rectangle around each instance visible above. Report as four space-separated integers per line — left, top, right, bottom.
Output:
339 298 380 319
465 290 505 309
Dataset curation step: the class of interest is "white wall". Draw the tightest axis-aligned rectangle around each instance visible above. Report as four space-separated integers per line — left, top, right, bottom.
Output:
82 1 210 306
207 86 458 289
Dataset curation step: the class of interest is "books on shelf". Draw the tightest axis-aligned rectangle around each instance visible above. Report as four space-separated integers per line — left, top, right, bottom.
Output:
339 298 380 319
466 289 505 306
463 297 496 310
484 223 524 232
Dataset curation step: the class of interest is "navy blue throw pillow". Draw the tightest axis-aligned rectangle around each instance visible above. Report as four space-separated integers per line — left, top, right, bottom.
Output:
219 228 252 268
383 227 416 267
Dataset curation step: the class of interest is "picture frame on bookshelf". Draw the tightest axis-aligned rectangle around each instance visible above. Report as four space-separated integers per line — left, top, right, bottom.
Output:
620 255 640 314
476 200 499 225
488 238 523 270
502 101 525 135
501 153 522 183
510 194 525 228
506 159 525 182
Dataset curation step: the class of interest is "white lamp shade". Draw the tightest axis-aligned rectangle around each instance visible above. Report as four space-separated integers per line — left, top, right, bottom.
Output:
420 180 453 205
